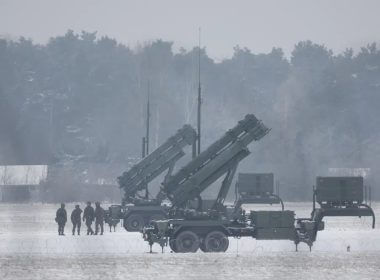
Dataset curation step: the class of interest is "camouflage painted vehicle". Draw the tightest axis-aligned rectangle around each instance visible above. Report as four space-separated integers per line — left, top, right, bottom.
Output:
142 115 375 253
110 125 197 232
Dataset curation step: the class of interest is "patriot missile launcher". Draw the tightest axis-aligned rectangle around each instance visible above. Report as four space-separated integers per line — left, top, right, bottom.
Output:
110 124 197 231
142 115 375 253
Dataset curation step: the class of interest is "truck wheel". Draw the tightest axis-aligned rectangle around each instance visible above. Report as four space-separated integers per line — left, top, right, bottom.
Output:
204 231 229 252
175 230 200 253
125 215 144 232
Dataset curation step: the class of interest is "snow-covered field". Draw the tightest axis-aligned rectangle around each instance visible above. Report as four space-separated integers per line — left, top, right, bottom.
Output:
0 203 379 280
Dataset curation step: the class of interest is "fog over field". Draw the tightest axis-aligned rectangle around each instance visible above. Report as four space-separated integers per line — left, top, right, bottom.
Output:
1 0 380 200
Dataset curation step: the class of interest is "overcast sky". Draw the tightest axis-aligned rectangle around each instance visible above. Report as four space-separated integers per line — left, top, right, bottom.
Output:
0 0 379 59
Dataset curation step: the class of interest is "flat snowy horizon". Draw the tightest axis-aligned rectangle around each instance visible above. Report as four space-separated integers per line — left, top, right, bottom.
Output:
1 203 379 279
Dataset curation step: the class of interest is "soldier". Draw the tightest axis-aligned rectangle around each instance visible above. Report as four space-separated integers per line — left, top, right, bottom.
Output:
71 204 82 235
83 201 95 235
94 201 105 235
55 203 67 236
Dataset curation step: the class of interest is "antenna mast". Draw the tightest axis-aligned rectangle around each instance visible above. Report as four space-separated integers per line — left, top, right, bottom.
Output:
197 27 202 156
146 81 150 155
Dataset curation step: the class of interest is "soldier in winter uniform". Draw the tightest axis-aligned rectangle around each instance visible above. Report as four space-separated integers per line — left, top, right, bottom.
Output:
94 201 105 235
55 203 67 235
83 201 95 235
71 204 82 235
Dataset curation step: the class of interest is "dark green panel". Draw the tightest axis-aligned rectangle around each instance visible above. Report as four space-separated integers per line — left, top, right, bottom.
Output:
237 173 274 195
250 210 295 228
316 176 363 203
255 228 296 240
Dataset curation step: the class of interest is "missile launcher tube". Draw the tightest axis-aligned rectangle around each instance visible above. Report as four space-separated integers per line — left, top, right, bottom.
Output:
163 114 269 208
117 124 197 203
162 114 263 193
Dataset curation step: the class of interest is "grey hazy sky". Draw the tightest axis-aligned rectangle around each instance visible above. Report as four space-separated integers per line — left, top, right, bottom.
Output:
0 0 379 59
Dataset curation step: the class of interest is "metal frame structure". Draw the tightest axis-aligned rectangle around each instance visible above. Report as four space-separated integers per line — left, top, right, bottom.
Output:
294 176 375 250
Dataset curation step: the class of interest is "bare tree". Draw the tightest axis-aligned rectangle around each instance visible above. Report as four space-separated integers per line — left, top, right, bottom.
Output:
1 166 14 185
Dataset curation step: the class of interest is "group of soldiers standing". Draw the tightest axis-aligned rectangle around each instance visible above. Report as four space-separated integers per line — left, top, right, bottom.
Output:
55 201 106 236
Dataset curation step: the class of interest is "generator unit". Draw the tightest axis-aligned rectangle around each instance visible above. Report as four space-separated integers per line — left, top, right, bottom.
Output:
316 176 363 206
310 176 375 228
235 173 284 210
251 210 295 240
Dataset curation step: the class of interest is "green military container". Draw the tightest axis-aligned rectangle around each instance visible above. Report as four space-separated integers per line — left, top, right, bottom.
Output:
236 173 274 195
250 210 295 228
255 228 295 240
316 176 363 204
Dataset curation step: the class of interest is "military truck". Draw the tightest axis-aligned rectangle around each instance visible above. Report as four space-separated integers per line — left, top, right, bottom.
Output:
142 115 376 253
111 125 197 231
142 114 293 253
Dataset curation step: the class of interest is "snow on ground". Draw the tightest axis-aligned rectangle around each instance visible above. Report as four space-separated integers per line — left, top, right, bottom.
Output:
0 203 379 279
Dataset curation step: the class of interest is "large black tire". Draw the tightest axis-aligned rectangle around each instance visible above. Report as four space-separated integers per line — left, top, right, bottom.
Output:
125 214 144 232
175 230 200 253
204 231 229 252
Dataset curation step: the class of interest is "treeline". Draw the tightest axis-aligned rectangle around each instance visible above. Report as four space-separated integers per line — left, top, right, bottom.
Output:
0 30 379 199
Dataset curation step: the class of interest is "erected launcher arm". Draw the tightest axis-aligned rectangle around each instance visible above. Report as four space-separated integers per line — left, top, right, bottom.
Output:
142 114 270 252
161 114 270 211
117 125 197 205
